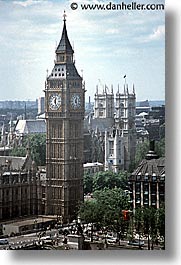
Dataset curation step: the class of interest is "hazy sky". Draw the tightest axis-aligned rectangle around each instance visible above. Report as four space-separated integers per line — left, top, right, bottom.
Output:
0 0 165 101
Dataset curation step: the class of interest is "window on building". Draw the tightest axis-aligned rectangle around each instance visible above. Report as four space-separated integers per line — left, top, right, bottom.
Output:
99 111 104 117
109 141 114 155
136 182 141 192
152 175 157 181
57 55 64 62
137 174 141 181
144 175 149 181
118 141 122 155
160 175 165 181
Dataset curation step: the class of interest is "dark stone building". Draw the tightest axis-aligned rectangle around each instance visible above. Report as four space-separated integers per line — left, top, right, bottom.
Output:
0 151 41 221
128 141 165 211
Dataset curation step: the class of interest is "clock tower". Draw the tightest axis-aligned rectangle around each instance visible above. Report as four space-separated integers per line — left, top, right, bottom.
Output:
44 13 85 222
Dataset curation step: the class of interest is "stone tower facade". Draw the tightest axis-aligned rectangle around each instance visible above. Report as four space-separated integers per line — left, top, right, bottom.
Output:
94 85 114 118
44 15 85 222
89 83 136 171
105 128 124 172
115 85 136 169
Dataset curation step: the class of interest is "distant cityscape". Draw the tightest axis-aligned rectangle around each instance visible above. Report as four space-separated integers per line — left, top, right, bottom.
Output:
0 99 165 110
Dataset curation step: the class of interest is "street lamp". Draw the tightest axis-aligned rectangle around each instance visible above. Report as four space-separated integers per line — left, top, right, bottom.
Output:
34 219 37 236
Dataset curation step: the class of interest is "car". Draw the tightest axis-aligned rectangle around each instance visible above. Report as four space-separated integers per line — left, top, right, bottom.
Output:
0 239 9 245
92 235 99 241
40 236 52 242
106 236 117 244
128 239 144 247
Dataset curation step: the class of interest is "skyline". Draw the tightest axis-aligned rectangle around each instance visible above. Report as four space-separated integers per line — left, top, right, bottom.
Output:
0 0 165 102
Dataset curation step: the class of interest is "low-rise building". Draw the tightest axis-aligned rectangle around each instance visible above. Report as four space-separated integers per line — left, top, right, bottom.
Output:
83 162 104 175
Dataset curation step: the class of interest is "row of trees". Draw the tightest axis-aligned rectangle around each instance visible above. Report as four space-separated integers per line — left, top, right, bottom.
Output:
79 187 130 236
79 169 165 249
84 171 128 194
134 206 165 249
79 188 165 249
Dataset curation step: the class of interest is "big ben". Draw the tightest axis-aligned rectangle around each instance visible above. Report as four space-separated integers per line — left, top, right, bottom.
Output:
44 13 85 223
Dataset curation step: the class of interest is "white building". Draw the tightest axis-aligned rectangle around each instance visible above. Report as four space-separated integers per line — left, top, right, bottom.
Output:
87 83 136 171
38 97 45 115
105 128 124 173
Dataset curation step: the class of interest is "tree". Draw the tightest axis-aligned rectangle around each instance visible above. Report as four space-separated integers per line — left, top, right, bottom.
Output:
79 187 130 238
10 146 26 157
78 199 101 224
83 170 128 195
156 205 165 249
93 171 128 192
10 134 46 166
24 134 46 166
155 138 165 157
134 139 165 169
135 141 149 167
83 172 93 194
94 188 130 237
134 207 165 250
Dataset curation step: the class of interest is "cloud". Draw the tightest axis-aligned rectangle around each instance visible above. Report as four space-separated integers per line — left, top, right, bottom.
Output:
105 28 120 34
136 25 165 43
13 0 44 7
0 0 165 101
149 25 165 41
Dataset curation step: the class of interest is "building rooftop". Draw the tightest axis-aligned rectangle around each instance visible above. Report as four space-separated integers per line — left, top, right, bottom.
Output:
131 140 165 176
132 157 165 176
84 162 103 168
15 119 46 135
0 153 33 171
56 18 73 53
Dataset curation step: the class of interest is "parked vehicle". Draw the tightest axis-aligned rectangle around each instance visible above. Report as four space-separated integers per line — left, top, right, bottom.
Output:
0 239 9 245
128 239 144 247
106 236 117 244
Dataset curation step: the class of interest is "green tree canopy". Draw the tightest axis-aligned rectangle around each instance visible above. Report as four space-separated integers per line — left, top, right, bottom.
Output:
10 134 46 166
134 206 165 249
10 146 26 157
79 187 130 231
83 170 128 194
134 139 165 168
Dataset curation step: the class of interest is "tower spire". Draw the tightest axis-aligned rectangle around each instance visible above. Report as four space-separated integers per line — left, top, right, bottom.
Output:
56 11 73 54
63 10 66 22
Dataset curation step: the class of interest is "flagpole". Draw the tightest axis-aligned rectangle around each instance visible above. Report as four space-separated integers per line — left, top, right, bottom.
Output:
124 75 127 86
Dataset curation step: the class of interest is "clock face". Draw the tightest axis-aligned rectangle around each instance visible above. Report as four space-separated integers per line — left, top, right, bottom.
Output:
71 94 81 110
49 93 61 110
